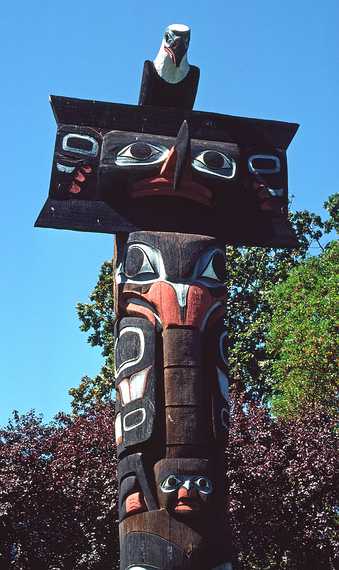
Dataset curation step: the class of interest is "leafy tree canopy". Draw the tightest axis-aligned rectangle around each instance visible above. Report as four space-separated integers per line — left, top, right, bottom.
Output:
267 240 338 417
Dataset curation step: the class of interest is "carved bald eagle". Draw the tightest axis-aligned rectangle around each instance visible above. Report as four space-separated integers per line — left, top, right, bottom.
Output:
138 23 200 110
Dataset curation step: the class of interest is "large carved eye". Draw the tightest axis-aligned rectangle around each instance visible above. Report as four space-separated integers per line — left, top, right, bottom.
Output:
62 134 99 157
115 142 169 167
124 245 158 280
199 251 227 283
192 150 236 179
194 477 213 494
161 475 182 493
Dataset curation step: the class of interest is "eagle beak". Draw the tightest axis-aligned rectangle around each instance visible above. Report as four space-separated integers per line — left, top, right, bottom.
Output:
164 37 187 67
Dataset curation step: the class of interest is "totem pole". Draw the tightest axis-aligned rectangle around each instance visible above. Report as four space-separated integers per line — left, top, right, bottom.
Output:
36 24 298 570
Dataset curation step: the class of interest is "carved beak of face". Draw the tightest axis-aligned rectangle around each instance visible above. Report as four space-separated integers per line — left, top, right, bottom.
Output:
131 121 213 207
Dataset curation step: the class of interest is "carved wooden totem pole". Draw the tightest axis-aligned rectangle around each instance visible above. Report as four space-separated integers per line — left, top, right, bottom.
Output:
36 24 298 570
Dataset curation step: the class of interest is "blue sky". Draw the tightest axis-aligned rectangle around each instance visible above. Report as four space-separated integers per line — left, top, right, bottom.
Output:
0 1 337 424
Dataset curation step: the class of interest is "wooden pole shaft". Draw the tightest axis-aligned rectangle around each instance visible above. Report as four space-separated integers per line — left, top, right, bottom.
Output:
114 231 233 570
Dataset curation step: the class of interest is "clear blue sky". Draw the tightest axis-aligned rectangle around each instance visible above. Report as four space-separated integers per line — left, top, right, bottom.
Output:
0 1 337 424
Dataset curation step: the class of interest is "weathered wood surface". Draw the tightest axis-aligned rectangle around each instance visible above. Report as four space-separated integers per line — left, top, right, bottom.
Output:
115 231 232 569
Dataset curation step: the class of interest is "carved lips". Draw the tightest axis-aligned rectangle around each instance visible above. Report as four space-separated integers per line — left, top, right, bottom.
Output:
174 486 201 513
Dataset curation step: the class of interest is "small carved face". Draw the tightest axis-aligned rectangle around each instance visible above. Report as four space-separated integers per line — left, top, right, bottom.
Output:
155 458 213 516
160 473 213 514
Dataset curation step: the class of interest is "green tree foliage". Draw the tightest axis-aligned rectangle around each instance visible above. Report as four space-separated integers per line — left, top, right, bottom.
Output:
266 241 338 417
70 195 337 413
225 197 337 400
69 261 115 414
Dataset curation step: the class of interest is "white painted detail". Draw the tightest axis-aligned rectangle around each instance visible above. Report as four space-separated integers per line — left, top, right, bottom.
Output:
127 566 159 570
118 244 226 292
200 257 220 281
129 367 150 401
248 154 281 174
56 163 76 173
196 248 227 287
219 331 229 366
119 379 131 405
193 152 236 179
217 368 229 401
169 283 190 308
220 407 229 428
168 23 190 32
129 246 155 276
115 144 169 167
123 408 146 431
115 327 145 376
115 413 122 444
62 133 99 157
117 243 166 285
267 187 284 197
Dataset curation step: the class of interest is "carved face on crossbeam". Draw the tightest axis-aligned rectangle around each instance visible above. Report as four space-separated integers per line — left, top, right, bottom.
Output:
36 97 298 247
99 121 286 219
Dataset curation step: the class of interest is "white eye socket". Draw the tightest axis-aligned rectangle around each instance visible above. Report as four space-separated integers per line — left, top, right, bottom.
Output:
115 142 169 167
194 477 213 494
124 245 158 280
192 150 236 179
161 475 182 493
199 251 227 283
62 134 99 157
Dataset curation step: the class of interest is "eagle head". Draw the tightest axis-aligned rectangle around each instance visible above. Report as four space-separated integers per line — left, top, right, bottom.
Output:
163 23 191 68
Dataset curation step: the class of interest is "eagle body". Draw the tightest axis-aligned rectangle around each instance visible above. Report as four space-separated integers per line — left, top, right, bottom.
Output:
138 60 200 110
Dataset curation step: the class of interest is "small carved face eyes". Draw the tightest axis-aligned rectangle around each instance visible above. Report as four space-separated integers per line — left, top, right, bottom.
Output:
199 251 227 284
161 475 181 492
116 143 169 167
194 477 213 494
161 475 213 495
193 150 236 180
124 245 159 280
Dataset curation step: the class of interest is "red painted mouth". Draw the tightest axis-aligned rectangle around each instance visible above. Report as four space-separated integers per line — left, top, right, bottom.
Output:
174 498 200 513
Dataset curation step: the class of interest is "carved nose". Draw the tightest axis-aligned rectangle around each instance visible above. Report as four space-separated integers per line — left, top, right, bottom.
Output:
178 483 196 498
160 120 190 191
170 283 190 320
